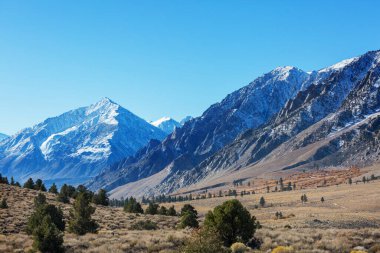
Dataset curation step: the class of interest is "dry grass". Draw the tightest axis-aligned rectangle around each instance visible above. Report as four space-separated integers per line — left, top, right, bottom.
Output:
1 167 380 252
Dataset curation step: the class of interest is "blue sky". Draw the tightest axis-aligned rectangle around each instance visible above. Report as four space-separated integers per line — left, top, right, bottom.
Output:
1 0 380 135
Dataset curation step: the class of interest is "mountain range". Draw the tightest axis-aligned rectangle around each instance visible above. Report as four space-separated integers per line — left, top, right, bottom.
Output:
2 50 379 198
0 98 166 185
87 50 380 199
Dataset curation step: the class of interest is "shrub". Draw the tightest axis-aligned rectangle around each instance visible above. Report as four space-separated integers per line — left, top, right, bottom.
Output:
204 199 260 246
272 246 294 253
68 192 98 235
368 244 380 253
0 198 8 209
130 220 158 230
32 215 64 253
145 202 159 215
179 211 199 228
181 228 229 253
231 242 248 253
124 197 144 213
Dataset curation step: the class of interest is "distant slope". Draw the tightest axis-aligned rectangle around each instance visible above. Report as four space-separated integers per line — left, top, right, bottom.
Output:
151 117 182 134
89 66 318 193
0 98 166 185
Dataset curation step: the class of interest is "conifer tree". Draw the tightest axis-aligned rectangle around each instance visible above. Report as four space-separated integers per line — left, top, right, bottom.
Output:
259 196 265 207
68 192 98 235
158 206 168 215
57 184 70 203
0 198 8 209
123 197 144 213
167 205 177 216
145 202 159 215
49 183 58 194
23 178 35 189
92 189 109 206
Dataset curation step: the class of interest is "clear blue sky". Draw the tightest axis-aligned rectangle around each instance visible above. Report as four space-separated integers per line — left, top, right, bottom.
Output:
1 0 380 135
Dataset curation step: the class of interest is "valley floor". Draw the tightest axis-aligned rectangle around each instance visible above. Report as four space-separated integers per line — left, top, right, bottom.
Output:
1 167 380 252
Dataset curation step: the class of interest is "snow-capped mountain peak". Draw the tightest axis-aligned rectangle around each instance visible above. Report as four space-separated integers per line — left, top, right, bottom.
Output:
0 98 166 185
150 117 181 134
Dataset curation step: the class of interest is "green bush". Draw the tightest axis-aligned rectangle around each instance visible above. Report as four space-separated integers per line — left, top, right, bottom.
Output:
123 197 144 213
204 199 260 246
68 192 98 235
130 220 158 230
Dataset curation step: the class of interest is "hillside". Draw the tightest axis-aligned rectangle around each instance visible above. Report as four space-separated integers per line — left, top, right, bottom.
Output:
1 166 380 252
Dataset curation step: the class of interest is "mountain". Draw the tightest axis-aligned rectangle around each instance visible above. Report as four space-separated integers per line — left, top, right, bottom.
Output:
151 117 182 134
88 65 321 194
0 133 8 142
151 50 380 195
95 50 380 199
0 98 166 185
180 116 193 125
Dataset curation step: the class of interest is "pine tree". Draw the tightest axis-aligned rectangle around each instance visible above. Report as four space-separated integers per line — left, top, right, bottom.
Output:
158 206 168 215
362 176 367 183
35 179 47 191
259 196 265 207
92 189 109 206
57 184 70 203
27 193 65 234
279 177 284 191
348 178 353 185
49 183 58 194
321 197 325 203
123 197 143 213
0 198 8 209
23 178 35 189
167 205 177 216
145 202 159 215
68 192 98 235
10 177 15 186
32 215 64 253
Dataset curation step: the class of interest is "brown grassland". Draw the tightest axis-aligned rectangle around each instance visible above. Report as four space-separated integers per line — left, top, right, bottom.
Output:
1 166 380 252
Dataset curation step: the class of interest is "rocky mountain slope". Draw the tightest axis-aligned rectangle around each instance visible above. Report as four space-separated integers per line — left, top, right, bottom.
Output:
0 133 8 141
104 50 380 198
88 65 328 193
0 98 166 185
151 117 182 134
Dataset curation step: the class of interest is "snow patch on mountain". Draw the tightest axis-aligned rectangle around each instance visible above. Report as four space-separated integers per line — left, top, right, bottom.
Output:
0 133 8 142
